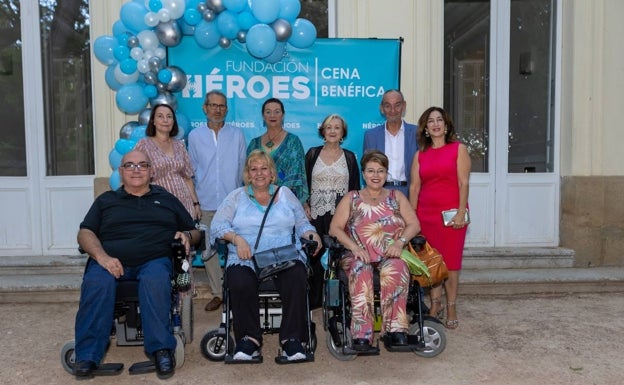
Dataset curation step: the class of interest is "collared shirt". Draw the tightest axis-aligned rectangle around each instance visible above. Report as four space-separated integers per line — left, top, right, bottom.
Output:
384 122 406 182
188 123 247 210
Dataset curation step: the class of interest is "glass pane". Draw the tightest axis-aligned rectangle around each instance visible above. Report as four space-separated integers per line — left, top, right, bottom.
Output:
300 0 328 38
508 0 555 173
0 0 26 176
444 0 490 173
40 0 93 176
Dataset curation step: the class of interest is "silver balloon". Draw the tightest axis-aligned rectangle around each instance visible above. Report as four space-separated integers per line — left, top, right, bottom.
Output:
272 19 292 42
119 121 138 139
127 35 140 48
156 82 168 93
148 56 162 72
155 20 182 47
202 9 215 21
144 71 158 85
150 91 178 110
236 30 247 43
138 108 152 125
166 66 188 92
197 2 208 13
219 37 231 49
207 0 225 13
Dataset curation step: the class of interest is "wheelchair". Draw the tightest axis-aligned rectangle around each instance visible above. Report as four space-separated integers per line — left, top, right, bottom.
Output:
199 237 318 364
322 235 447 361
60 240 195 376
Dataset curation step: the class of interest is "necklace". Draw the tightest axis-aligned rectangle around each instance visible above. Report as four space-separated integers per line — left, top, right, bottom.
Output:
265 129 284 148
366 188 382 201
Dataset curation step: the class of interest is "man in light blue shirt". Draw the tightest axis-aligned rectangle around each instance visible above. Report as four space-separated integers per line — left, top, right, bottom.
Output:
188 90 247 311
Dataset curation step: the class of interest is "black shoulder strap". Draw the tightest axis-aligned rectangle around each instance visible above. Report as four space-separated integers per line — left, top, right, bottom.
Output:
253 186 281 252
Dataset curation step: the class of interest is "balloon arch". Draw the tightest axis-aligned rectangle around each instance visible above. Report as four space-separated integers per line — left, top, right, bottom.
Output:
94 0 317 189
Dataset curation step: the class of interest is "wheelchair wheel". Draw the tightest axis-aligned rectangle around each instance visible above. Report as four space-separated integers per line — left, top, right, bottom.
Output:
200 330 234 361
174 333 185 368
409 320 447 358
180 293 193 344
325 322 356 361
60 340 76 374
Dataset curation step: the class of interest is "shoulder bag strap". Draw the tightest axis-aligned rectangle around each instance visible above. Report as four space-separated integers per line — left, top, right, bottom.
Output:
253 186 281 252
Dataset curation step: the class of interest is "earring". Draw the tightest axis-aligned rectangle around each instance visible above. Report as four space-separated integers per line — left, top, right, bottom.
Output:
444 129 448 135
323 137 327 143
340 138 344 143
425 130 430 137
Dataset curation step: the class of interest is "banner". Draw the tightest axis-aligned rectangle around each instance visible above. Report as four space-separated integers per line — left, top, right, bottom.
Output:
169 38 401 159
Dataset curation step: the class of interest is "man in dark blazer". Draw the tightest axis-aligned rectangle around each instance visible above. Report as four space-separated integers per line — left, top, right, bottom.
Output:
363 89 418 198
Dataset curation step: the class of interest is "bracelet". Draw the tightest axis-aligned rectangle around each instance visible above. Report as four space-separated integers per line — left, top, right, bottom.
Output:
184 230 192 241
193 202 200 206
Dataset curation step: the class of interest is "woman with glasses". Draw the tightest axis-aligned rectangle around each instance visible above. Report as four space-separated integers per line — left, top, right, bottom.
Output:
135 104 200 219
329 150 421 351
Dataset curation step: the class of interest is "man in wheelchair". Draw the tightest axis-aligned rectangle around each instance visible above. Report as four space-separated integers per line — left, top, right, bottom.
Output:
72 150 199 379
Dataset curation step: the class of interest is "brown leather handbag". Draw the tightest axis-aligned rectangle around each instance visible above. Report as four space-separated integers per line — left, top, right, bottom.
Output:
408 237 449 288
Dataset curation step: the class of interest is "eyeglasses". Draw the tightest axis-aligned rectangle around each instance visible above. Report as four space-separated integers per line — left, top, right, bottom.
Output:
121 162 151 171
364 168 387 175
206 103 227 110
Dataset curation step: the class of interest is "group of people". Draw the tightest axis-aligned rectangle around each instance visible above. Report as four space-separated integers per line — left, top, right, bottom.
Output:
72 89 470 377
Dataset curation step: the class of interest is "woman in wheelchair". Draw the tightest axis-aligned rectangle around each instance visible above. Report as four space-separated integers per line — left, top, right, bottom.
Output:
329 150 421 352
211 150 322 362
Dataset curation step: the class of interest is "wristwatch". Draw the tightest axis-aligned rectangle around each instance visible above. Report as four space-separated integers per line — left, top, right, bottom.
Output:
399 236 407 245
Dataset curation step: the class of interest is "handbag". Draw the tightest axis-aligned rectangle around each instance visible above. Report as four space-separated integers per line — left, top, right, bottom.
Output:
441 208 470 227
407 236 449 288
251 187 301 281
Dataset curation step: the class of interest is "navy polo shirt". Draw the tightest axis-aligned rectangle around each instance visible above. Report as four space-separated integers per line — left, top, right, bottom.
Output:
80 184 195 267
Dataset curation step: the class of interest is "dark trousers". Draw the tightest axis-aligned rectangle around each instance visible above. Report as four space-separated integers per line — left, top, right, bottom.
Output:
226 262 308 346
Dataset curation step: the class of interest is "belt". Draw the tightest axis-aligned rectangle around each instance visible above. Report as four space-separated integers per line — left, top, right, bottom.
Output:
384 181 408 187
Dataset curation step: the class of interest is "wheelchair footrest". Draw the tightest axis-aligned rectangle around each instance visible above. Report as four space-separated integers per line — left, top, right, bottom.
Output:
274 352 314 364
384 343 419 353
224 355 263 364
128 360 156 375
92 363 124 376
343 346 380 356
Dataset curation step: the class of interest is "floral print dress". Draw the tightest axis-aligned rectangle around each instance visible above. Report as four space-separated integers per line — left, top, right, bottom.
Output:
342 190 410 342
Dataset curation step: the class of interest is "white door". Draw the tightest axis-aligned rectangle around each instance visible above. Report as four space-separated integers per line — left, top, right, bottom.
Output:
0 0 94 257
445 0 560 247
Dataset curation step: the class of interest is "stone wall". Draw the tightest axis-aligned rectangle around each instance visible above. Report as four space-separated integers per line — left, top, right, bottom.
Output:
561 176 624 267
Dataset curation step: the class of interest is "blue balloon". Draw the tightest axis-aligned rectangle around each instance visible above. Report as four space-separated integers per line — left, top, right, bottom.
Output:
289 18 317 49
194 20 220 49
114 138 137 155
130 125 148 141
143 84 158 98
176 112 191 134
116 32 131 46
120 1 149 33
120 58 138 75
237 11 259 30
250 0 280 24
217 10 240 39
109 170 121 190
112 20 130 36
116 83 149 114
278 0 301 22
148 0 163 12
108 148 123 170
264 41 286 63
93 36 118 66
246 24 277 58
158 68 173 83
223 0 247 13
105 65 123 91
183 8 201 26
113 45 130 61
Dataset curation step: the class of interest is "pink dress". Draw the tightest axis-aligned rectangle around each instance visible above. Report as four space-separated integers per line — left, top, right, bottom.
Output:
416 141 467 270
135 138 195 217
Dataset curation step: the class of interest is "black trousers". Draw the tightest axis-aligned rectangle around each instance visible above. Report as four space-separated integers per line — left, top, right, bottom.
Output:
226 262 309 346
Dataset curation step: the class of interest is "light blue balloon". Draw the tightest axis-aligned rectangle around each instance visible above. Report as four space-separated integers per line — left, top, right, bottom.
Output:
183 8 202 26
130 125 148 141
112 20 130 36
289 18 317 49
105 65 123 91
93 35 118 66
114 138 137 155
194 20 220 49
217 10 240 39
246 23 277 58
158 68 173 83
116 83 149 114
178 19 197 35
278 0 301 22
237 11 258 30
120 58 138 75
223 0 247 13
250 0 280 24
263 41 286 63
113 45 130 61
109 170 121 190
120 1 149 33
148 0 163 12
108 148 123 170
143 84 158 98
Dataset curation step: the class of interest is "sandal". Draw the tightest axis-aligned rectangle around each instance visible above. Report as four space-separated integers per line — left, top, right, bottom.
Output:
429 298 444 318
445 301 459 329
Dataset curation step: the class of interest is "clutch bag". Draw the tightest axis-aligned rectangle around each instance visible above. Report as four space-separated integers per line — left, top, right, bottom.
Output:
441 209 470 227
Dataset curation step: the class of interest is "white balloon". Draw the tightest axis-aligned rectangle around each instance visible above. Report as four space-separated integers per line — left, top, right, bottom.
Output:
154 47 167 59
143 49 154 60
138 30 160 52
162 0 185 20
144 12 160 28
137 59 149 73
130 47 144 61
114 63 140 85
158 8 171 23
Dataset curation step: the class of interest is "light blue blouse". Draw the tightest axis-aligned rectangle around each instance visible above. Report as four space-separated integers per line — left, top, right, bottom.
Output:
210 185 315 269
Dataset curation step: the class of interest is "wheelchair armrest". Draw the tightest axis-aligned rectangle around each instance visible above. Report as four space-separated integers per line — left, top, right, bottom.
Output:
322 235 344 253
299 236 318 259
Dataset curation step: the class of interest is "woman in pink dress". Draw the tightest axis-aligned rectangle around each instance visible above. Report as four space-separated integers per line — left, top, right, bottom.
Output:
135 104 201 220
409 107 471 329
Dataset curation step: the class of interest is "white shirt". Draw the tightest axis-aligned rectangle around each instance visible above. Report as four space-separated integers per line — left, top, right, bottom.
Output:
384 122 406 182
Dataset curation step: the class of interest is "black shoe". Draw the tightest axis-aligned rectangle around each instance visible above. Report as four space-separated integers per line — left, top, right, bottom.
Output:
387 332 408 346
74 360 96 379
153 349 175 379
281 339 306 361
352 338 372 352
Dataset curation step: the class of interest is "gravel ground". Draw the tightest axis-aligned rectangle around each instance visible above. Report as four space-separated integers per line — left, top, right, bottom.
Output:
2 292 622 385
